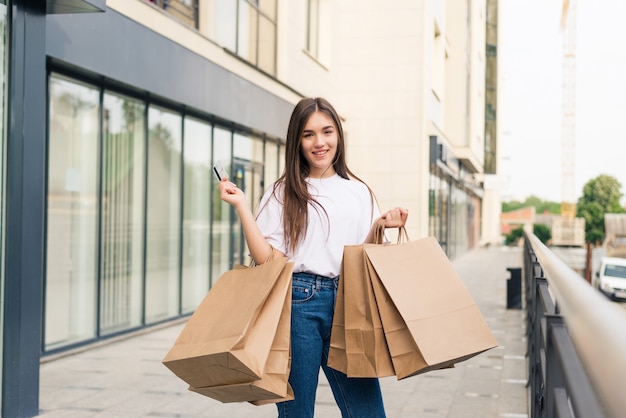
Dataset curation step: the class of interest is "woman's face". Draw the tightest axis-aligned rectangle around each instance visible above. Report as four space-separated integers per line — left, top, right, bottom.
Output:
300 110 338 178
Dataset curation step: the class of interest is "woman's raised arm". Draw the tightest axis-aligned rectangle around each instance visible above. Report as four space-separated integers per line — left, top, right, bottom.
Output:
218 178 286 264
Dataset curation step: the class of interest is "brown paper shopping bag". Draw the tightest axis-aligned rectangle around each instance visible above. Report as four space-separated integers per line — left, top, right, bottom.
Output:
189 272 294 404
327 258 348 374
366 255 431 378
341 244 395 377
162 257 294 389
328 220 394 377
364 237 498 379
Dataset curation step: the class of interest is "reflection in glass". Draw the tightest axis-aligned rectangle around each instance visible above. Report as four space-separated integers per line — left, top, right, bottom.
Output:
278 142 286 176
100 93 146 334
306 0 320 57
145 106 182 323
212 0 237 51
258 14 276 75
46 76 100 349
233 134 264 265
182 117 212 312
237 0 258 66
264 140 279 191
212 127 232 281
258 0 277 19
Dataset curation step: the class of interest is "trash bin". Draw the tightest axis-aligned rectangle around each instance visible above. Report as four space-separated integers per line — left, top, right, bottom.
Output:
506 267 522 309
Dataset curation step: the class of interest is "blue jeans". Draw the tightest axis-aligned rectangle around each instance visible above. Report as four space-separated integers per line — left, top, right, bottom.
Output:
277 273 386 418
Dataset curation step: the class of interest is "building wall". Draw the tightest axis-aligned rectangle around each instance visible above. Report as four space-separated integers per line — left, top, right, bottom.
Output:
49 1 297 138
330 1 429 240
443 0 486 173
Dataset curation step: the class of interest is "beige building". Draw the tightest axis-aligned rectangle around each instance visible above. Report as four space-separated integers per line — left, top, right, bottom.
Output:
110 0 499 246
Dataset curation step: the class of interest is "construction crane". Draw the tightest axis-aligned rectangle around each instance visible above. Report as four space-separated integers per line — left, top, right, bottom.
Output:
561 0 576 219
552 0 585 247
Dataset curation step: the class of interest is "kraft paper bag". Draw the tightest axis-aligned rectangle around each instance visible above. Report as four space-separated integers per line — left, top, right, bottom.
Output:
364 237 498 379
341 244 395 377
367 256 432 379
189 272 294 404
327 258 348 373
162 257 294 389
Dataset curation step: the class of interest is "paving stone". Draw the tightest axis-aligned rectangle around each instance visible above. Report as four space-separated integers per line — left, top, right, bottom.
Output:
39 247 528 417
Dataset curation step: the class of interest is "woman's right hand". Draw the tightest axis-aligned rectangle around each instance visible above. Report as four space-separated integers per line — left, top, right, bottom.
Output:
218 177 246 209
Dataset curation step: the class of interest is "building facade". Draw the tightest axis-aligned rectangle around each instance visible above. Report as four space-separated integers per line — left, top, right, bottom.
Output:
1 0 499 415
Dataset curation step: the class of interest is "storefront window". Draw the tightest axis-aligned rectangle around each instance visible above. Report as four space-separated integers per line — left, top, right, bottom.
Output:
211 126 232 279
264 139 279 190
46 75 100 349
43 72 279 350
182 117 212 312
232 133 264 265
100 93 146 335
145 106 182 323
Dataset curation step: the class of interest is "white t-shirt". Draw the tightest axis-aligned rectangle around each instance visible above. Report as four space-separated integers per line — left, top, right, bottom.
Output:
256 174 379 277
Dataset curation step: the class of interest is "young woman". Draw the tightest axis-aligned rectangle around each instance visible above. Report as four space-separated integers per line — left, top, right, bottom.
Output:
218 97 408 417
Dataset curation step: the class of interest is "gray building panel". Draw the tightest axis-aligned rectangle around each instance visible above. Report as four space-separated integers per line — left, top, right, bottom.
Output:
46 7 293 138
46 0 106 13
4 3 47 417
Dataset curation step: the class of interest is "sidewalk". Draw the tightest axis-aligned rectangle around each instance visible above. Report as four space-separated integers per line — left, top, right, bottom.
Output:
38 246 528 418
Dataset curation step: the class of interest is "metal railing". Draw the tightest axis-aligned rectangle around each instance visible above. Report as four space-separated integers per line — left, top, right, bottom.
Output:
524 231 626 417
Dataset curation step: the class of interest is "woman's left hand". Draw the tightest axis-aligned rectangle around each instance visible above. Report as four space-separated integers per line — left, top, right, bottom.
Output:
381 207 409 228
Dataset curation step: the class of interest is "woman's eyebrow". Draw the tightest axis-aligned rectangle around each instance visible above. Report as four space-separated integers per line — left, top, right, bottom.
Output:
302 125 335 134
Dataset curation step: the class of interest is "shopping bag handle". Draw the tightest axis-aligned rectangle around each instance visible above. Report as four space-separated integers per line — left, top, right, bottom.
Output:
373 218 410 244
248 243 276 267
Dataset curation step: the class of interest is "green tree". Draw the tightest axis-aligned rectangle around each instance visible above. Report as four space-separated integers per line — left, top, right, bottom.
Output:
576 174 625 244
505 224 552 246
502 195 560 214
533 223 551 244
504 227 524 245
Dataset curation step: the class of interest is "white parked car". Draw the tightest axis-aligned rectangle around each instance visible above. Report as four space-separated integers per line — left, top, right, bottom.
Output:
593 257 626 300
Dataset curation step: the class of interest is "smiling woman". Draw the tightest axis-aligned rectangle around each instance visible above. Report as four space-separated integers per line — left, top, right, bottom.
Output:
217 97 409 417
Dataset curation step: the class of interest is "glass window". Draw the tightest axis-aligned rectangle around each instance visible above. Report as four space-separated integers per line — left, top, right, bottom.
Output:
46 75 100 349
305 0 330 65
208 0 277 75
264 139 279 190
145 0 198 29
237 0 259 66
258 0 276 19
258 13 276 75
212 126 232 280
145 106 182 323
232 134 264 265
306 0 320 58
182 117 212 312
213 0 237 51
605 264 626 279
100 93 146 335
278 142 286 177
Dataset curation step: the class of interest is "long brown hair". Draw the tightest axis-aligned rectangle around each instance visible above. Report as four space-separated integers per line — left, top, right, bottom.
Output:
268 97 374 253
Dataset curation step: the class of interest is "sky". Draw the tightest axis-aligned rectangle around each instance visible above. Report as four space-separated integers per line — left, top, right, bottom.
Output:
498 0 626 204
